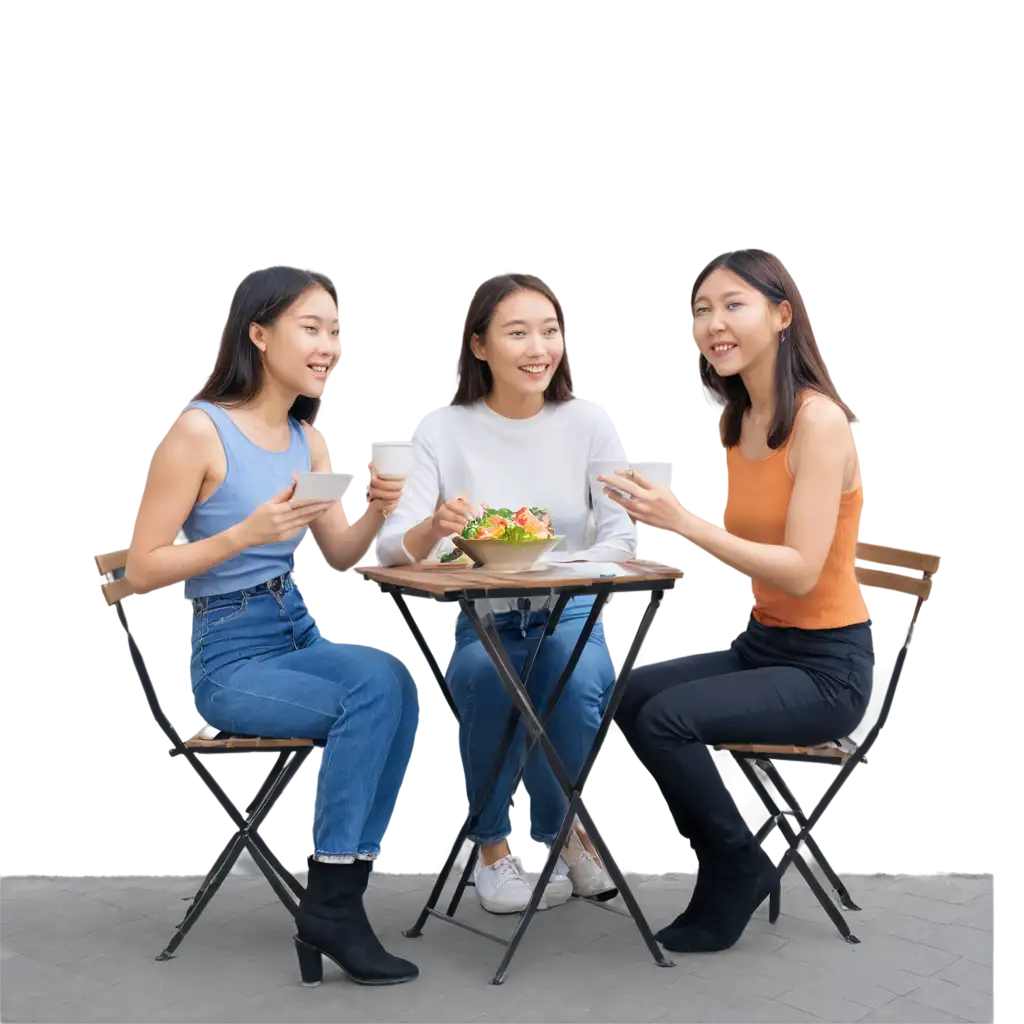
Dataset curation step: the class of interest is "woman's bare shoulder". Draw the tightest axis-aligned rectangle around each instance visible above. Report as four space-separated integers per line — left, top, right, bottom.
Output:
142 405 220 466
300 420 330 463
796 392 851 434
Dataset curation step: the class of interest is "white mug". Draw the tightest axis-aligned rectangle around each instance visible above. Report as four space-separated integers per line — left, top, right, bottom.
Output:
628 461 673 487
371 441 414 480
589 459 673 497
589 460 627 500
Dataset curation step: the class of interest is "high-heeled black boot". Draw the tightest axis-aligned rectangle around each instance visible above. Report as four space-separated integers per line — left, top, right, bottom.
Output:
294 858 418 986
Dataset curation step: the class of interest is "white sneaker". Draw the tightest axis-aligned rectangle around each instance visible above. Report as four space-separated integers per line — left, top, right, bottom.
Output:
542 855 573 908
563 824 617 898
474 855 546 914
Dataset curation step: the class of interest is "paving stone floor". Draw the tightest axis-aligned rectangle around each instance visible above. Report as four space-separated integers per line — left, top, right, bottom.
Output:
1 871 993 1023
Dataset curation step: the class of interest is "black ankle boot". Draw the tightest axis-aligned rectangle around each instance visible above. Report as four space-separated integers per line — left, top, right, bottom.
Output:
294 858 418 986
659 842 778 953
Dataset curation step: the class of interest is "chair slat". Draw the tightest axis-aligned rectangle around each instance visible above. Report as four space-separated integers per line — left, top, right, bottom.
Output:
716 742 849 761
95 549 129 575
102 578 135 605
856 569 929 598
184 732 315 752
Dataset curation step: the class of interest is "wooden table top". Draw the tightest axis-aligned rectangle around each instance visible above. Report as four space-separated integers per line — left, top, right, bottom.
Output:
356 559 684 600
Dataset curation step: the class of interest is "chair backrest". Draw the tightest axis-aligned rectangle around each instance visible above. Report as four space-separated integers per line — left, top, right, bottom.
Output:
855 543 938 601
91 544 315 864
95 549 135 605
92 540 197 749
843 540 937 749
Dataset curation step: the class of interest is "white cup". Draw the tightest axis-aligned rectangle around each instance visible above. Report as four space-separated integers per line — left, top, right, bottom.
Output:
589 459 629 500
628 461 673 487
371 441 414 480
593 460 671 495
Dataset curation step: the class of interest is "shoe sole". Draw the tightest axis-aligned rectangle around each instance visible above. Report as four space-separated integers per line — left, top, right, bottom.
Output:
294 937 418 986
573 887 618 902
478 895 551 914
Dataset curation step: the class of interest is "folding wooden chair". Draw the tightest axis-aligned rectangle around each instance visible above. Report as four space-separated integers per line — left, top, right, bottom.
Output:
715 542 940 944
94 549 316 961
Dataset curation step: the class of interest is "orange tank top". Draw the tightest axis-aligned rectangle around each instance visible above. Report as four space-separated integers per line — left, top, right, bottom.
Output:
723 410 869 631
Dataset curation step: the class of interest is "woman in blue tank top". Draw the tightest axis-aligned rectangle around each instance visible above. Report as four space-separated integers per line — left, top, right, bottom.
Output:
126 267 419 987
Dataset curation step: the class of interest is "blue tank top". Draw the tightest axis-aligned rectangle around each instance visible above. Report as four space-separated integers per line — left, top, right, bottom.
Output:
181 401 311 598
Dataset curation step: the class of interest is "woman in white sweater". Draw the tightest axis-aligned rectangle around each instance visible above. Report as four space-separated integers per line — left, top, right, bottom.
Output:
377 274 637 914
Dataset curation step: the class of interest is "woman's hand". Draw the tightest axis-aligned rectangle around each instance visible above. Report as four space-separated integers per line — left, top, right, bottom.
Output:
364 463 404 519
239 481 336 547
598 469 693 535
431 493 476 539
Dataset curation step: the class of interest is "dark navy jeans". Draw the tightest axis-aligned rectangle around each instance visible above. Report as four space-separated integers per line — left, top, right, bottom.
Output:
615 616 873 850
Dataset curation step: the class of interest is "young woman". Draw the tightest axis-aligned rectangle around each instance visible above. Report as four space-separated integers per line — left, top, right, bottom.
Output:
377 274 636 914
126 267 420 987
601 249 873 954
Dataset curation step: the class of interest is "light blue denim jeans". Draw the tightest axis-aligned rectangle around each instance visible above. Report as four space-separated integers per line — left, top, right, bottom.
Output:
445 595 615 845
190 574 418 861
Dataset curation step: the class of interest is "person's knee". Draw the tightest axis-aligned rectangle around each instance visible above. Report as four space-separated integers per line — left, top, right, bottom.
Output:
547 662 608 732
359 649 418 721
447 644 506 707
390 656 419 723
614 684 647 724
615 663 656 728
634 691 698 746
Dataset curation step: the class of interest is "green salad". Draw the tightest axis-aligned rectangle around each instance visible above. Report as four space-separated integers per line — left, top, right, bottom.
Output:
437 505 555 563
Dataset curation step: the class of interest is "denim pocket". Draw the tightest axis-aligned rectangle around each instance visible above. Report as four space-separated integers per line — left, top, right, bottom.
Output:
201 594 249 638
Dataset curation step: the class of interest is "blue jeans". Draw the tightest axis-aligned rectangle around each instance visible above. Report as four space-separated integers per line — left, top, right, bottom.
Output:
190 574 419 861
445 596 616 845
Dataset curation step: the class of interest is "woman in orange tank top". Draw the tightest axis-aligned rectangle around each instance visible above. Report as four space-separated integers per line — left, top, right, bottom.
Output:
600 249 873 955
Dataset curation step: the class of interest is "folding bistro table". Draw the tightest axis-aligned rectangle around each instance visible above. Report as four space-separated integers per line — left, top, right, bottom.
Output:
356 559 683 984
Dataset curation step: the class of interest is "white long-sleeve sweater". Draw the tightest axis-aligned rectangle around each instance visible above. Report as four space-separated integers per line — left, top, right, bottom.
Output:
376 398 637 613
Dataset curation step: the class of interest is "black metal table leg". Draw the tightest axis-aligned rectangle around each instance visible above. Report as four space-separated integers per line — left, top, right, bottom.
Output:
392 584 672 982
403 602 540 937
445 843 480 918
492 594 618 901
569 592 673 968
490 797 580 984
401 597 565 938
472 592 672 981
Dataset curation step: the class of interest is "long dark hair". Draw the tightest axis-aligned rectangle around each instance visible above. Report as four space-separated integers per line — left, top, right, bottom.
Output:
193 266 338 425
693 249 854 449
451 273 574 405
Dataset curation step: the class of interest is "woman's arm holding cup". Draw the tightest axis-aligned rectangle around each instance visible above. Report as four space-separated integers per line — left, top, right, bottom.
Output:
304 424 401 572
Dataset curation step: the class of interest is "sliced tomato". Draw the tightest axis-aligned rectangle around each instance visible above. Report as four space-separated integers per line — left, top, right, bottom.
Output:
514 509 547 537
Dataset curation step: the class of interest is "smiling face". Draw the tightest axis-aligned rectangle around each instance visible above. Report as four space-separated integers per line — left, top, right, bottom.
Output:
471 288 565 400
250 285 341 398
692 267 791 377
